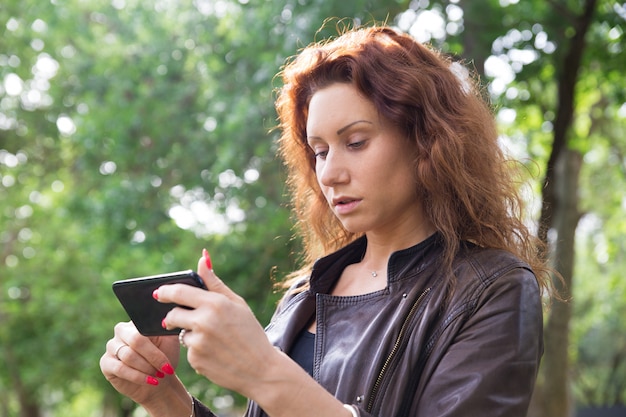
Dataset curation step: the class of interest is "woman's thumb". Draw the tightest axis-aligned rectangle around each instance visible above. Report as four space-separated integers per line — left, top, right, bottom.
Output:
197 249 236 298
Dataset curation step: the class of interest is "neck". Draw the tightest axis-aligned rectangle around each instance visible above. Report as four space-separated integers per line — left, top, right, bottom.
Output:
361 221 436 273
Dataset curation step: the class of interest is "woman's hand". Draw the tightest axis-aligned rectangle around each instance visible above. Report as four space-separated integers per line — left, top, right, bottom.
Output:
155 250 351 417
99 321 182 405
156 250 279 398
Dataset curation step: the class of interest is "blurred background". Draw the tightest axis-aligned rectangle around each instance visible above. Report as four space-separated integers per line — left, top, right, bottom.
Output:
1 1 624 416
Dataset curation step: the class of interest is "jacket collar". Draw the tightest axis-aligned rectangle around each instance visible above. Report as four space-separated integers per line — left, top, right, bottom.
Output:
309 233 443 294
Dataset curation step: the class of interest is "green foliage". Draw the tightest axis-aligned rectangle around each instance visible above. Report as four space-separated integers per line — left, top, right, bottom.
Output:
392 0 626 409
1 0 411 415
1 0 624 415
471 0 626 407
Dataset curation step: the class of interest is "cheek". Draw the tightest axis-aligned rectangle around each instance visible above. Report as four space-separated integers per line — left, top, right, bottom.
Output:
381 157 417 191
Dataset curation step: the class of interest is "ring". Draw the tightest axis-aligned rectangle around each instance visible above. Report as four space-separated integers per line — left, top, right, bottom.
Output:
114 344 127 360
179 329 188 348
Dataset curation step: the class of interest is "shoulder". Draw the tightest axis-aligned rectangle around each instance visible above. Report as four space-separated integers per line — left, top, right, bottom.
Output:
430 245 544 346
454 243 535 285
448 244 540 309
273 276 310 314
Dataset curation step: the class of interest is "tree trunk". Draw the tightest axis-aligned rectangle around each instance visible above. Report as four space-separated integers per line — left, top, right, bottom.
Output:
529 150 582 417
3 344 42 417
528 1 597 416
459 0 503 78
536 0 597 250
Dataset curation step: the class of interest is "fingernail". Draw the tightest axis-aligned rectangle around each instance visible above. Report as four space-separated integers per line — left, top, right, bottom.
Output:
146 376 159 386
203 248 212 270
156 370 165 378
161 318 167 329
161 363 175 375
152 289 159 300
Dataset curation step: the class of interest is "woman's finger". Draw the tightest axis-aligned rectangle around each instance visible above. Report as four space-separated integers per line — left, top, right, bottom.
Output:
155 251 244 310
160 290 229 332
154 282 209 310
112 321 178 378
106 336 160 378
101 351 162 386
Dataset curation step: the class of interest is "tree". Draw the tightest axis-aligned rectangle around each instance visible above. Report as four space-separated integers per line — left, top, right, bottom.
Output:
2 1 624 416
488 1 625 415
0 1 411 416
395 1 626 414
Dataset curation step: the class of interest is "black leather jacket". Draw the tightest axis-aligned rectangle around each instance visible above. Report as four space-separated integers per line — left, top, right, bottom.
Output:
195 234 543 417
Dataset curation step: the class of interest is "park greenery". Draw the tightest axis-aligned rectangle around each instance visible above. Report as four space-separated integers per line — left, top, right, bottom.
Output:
1 1 624 416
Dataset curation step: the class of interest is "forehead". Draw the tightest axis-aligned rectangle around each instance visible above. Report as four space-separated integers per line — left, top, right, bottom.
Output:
306 83 378 132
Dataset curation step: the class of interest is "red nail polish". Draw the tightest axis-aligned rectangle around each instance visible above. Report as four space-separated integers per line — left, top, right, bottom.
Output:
161 363 175 375
146 376 159 386
152 289 159 300
156 370 165 378
161 318 167 329
203 248 212 270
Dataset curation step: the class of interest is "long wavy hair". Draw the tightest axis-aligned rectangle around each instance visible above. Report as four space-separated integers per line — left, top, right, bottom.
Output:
275 24 552 296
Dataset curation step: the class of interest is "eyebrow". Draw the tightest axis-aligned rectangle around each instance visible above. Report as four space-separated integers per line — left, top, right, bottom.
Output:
336 120 373 135
307 120 374 143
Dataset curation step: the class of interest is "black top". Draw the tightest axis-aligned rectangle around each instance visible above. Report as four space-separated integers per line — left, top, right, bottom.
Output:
289 329 315 376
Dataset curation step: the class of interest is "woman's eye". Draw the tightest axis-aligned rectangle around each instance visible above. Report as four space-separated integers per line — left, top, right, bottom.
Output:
314 150 328 159
348 140 366 149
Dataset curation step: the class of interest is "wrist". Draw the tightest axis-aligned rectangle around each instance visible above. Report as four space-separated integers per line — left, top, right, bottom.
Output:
142 377 193 417
246 349 347 417
242 347 293 403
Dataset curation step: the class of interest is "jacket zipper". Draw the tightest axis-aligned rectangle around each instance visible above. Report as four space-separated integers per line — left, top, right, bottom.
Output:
367 287 432 413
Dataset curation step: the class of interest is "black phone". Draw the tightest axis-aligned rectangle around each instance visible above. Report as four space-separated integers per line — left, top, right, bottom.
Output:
112 270 207 336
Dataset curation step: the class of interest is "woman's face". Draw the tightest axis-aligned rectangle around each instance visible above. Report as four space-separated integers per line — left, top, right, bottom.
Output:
306 83 428 239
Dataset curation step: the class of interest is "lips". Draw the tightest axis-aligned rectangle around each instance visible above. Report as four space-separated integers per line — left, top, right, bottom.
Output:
331 196 361 214
332 197 359 206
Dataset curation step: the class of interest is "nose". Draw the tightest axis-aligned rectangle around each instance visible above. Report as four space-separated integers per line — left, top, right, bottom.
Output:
317 149 349 187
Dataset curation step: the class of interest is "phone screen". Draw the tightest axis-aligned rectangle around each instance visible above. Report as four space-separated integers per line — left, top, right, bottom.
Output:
112 270 207 336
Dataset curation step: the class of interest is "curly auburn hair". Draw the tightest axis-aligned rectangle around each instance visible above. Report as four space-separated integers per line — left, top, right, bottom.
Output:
275 24 551 296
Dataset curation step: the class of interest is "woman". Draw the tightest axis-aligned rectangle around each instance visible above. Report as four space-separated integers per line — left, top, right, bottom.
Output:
100 25 551 417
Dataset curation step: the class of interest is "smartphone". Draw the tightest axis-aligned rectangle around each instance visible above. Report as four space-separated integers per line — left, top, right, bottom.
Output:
112 270 207 336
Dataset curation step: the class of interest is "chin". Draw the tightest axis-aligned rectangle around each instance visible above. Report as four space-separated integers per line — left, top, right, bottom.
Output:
338 220 369 235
